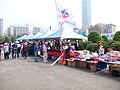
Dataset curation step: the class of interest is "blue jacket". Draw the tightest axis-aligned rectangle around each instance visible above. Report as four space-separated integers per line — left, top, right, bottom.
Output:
34 45 38 53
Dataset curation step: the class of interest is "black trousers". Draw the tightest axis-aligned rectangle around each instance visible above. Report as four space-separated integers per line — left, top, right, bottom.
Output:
4 52 9 59
23 51 28 59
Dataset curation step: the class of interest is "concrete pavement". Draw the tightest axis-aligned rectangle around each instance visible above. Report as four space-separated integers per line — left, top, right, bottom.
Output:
0 57 120 90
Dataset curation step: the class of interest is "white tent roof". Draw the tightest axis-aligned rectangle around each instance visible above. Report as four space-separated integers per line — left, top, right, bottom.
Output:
45 27 87 40
31 32 42 39
16 35 27 40
23 33 34 40
62 29 87 40
35 30 54 39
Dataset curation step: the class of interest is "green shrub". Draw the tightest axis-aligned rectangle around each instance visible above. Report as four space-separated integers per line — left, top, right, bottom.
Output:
108 41 117 46
86 43 99 52
113 31 120 41
88 32 101 43
111 42 120 51
78 41 85 50
101 35 109 43
70 41 76 46
84 41 92 49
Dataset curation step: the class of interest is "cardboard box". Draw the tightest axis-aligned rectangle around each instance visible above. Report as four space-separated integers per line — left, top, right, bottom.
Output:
79 61 86 68
75 60 80 67
109 65 120 72
89 64 97 72
67 61 76 67
67 61 72 66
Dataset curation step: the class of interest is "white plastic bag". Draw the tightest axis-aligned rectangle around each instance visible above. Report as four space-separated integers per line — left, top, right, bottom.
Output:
38 51 41 55
1 50 4 60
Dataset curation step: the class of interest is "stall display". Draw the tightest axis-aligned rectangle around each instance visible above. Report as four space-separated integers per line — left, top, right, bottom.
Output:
64 49 120 74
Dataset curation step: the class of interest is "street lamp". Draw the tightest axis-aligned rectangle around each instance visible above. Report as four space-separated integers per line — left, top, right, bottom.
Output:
49 26 52 30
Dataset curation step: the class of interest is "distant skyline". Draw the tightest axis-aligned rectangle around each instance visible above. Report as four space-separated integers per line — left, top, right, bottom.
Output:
0 0 120 32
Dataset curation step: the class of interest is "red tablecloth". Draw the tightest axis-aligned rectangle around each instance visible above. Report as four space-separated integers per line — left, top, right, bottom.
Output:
47 51 62 57
47 51 75 57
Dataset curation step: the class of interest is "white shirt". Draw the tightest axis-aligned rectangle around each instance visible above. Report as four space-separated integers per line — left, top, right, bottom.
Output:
4 45 9 53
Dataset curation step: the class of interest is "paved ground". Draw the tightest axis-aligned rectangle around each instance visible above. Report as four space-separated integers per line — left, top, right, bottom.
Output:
0 57 120 90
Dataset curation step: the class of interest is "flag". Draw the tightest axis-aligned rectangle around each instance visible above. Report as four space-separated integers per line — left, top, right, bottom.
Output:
56 3 76 28
60 9 70 19
58 21 64 30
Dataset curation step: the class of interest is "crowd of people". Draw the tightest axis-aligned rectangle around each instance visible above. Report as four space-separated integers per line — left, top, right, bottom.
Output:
0 41 27 61
0 41 50 63
1 40 119 65
0 39 75 64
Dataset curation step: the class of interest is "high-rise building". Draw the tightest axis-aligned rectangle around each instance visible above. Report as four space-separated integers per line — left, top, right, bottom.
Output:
7 25 28 36
6 24 41 36
89 23 116 40
82 0 91 35
0 18 3 36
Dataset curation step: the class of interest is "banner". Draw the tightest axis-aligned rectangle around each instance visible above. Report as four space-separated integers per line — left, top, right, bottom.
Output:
56 3 76 28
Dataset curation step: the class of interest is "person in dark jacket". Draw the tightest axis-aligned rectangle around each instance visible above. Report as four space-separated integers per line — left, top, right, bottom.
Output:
17 43 21 58
22 42 28 59
0 42 2 61
12 41 18 59
65 42 71 60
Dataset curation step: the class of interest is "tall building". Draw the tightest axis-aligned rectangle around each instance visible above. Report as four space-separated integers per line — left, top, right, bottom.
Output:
82 0 91 35
7 25 28 36
6 24 41 36
0 18 3 36
33 27 41 34
89 23 116 40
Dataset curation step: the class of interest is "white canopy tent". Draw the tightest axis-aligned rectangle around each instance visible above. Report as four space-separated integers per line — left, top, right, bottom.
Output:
35 30 54 39
31 32 42 39
16 35 28 40
22 33 34 40
45 27 87 41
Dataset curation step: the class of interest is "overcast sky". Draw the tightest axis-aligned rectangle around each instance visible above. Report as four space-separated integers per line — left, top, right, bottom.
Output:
0 0 120 31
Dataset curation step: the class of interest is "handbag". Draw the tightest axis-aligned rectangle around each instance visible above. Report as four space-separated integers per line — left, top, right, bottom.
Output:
38 51 41 55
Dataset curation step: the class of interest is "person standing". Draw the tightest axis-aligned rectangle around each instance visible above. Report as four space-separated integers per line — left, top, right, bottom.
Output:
0 42 2 61
42 42 48 62
60 42 71 65
65 42 71 60
60 44 66 65
22 42 28 59
98 42 104 56
4 43 9 60
17 42 21 58
12 41 18 59
34 42 39 62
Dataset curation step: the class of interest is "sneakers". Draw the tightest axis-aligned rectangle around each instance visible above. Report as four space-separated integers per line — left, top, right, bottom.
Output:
43 60 48 63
